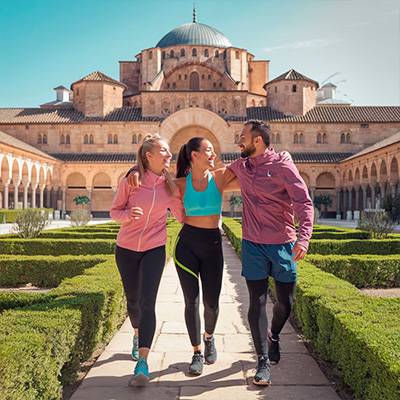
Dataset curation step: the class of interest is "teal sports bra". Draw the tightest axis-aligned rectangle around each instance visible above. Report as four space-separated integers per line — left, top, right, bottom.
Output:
183 171 222 216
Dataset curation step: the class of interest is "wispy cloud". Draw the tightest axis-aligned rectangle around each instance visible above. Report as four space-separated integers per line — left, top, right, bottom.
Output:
263 38 342 53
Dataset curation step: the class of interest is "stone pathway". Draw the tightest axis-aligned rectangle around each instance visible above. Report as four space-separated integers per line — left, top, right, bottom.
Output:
70 237 341 400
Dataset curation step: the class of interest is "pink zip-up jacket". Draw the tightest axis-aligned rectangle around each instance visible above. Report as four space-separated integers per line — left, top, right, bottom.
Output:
110 170 185 252
227 149 314 250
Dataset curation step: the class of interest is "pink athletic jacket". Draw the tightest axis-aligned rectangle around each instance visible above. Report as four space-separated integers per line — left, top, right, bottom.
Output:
227 149 314 250
110 170 185 252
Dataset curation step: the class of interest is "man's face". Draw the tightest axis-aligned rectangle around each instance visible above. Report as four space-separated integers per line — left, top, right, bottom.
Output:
238 124 256 158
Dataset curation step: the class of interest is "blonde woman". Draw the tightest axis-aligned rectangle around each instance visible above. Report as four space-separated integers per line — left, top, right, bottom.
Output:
110 135 185 386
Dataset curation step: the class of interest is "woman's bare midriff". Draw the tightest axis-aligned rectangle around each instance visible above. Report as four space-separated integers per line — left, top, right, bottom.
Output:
185 214 221 229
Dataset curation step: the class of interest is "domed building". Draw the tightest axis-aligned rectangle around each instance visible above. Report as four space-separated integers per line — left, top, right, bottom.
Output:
0 11 399 219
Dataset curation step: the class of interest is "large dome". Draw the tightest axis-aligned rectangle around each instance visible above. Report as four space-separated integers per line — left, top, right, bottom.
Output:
156 22 233 49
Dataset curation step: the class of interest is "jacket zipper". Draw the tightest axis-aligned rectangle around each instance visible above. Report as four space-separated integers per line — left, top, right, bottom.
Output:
137 183 156 251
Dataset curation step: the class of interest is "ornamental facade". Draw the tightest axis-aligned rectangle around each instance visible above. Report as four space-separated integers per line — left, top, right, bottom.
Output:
0 15 399 218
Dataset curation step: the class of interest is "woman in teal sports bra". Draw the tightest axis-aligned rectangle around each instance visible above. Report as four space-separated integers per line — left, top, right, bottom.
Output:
173 137 237 375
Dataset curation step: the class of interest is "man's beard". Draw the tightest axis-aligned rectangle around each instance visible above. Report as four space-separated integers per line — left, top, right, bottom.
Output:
240 143 256 158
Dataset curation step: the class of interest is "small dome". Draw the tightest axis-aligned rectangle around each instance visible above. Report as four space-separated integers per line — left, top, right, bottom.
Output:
156 22 233 49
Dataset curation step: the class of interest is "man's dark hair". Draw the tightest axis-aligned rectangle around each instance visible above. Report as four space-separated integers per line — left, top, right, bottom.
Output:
244 119 271 147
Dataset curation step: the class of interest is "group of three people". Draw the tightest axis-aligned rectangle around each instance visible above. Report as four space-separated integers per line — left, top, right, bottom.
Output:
110 119 314 387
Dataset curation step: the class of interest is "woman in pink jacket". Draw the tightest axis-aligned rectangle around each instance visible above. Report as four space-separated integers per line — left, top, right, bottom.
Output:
110 134 185 386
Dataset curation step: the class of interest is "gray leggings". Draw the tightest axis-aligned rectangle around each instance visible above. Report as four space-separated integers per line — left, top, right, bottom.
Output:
115 245 165 348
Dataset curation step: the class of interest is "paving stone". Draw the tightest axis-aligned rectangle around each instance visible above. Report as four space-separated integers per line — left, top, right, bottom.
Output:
153 333 223 353
246 385 341 399
222 333 254 353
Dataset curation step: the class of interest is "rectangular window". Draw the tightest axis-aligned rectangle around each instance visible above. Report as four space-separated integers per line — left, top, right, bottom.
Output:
179 75 181 80
149 51 153 60
360 124 369 128
292 85 297 93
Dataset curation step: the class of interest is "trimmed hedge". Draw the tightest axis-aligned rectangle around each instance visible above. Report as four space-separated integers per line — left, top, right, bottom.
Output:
38 231 118 239
311 231 370 240
0 208 54 223
306 254 400 288
223 217 400 400
308 239 400 255
0 255 110 287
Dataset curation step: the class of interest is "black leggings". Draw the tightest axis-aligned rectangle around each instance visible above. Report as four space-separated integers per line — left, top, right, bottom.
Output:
173 224 223 347
246 278 296 357
115 245 165 349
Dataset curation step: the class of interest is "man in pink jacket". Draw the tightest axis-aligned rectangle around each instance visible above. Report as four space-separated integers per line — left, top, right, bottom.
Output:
226 120 314 386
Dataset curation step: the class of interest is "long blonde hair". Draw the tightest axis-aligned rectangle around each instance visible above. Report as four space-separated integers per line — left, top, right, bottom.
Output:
137 134 176 196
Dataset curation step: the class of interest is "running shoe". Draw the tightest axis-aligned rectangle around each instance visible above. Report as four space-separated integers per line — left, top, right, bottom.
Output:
129 357 149 386
253 356 271 386
131 334 139 361
188 351 204 375
204 334 217 364
268 334 281 364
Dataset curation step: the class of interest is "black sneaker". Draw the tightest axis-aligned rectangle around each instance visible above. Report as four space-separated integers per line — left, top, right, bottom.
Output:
188 351 204 375
253 356 271 386
268 334 281 364
204 334 217 364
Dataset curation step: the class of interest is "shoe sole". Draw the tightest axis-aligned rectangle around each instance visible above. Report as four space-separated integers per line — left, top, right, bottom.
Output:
129 372 149 386
188 369 203 376
252 378 271 386
131 354 139 361
269 360 279 365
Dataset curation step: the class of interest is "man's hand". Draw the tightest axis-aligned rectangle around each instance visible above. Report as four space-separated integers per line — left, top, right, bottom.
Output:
127 171 141 188
279 151 293 163
129 207 144 220
291 242 307 262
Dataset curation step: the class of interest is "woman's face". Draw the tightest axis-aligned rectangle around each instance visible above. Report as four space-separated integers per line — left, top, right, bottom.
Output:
146 140 172 172
192 140 216 168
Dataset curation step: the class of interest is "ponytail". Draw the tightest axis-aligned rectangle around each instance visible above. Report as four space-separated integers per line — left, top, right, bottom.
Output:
176 137 205 178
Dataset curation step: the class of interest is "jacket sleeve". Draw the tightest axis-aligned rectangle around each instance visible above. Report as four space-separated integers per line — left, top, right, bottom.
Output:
169 188 186 224
110 178 132 222
279 162 314 251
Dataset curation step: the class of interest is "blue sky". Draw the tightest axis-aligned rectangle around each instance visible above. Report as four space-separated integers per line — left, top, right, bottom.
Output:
0 0 399 107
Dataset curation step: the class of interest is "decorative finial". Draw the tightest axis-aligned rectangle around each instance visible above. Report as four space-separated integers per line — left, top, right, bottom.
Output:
193 3 196 23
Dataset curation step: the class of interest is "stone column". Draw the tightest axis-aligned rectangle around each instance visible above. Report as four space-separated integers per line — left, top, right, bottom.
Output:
3 182 9 210
112 187 118 198
371 184 376 209
380 183 386 208
39 185 45 208
354 186 360 220
343 188 347 217
336 189 341 220
390 182 398 196
61 187 66 216
31 184 38 209
13 181 20 209
52 186 59 210
23 184 29 209
46 187 51 208
87 187 93 215
362 185 368 210
347 188 353 220
309 187 315 202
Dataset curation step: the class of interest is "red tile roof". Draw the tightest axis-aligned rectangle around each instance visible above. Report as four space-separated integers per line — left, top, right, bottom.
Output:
71 71 126 88
265 69 319 87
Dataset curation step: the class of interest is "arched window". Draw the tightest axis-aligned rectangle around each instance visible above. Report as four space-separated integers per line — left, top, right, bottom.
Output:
84 134 88 144
215 50 219 58
317 133 322 143
299 133 304 143
138 134 142 143
235 133 239 143
323 133 328 143
341 133 346 143
37 134 42 144
60 134 65 144
162 51 166 60
192 48 197 57
346 133 351 143
132 134 137 144
270 133 275 144
170 49 174 57
108 134 112 144
276 133 281 143
89 134 94 144
294 133 299 143
114 134 118 144
149 51 153 60
43 134 47 144
190 72 200 90
204 49 209 57
180 48 185 57
66 134 70 144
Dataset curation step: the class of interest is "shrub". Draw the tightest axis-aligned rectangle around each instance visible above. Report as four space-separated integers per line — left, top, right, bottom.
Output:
383 194 400 223
70 208 91 227
11 209 50 238
357 210 395 239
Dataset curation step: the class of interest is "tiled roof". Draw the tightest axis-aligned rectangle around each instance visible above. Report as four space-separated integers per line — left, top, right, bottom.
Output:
265 69 319 87
0 108 160 124
342 131 400 162
221 152 352 163
0 130 57 160
51 153 137 163
246 106 400 123
71 71 126 88
54 85 71 91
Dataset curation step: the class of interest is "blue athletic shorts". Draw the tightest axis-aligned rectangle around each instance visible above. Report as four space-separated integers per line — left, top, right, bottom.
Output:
241 239 297 282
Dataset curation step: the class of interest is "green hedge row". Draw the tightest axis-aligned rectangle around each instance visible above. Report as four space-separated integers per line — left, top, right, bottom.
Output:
222 217 400 400
38 231 118 239
308 239 400 255
0 208 54 223
0 255 110 287
306 254 400 289
311 231 370 240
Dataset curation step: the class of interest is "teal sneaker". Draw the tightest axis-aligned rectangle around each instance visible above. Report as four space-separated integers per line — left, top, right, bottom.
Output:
131 334 139 361
129 357 149 386
204 334 217 364
188 351 204 375
253 356 271 386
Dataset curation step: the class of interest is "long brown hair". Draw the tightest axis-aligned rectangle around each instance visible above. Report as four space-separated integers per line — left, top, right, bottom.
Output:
137 134 176 196
176 137 205 178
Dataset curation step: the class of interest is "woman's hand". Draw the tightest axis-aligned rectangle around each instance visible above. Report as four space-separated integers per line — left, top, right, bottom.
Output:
129 207 144 220
127 171 141 188
279 151 293 163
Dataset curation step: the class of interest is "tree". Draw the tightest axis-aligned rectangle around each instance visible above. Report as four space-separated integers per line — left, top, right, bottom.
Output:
383 194 400 223
229 195 243 217
313 194 334 218
73 195 91 206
